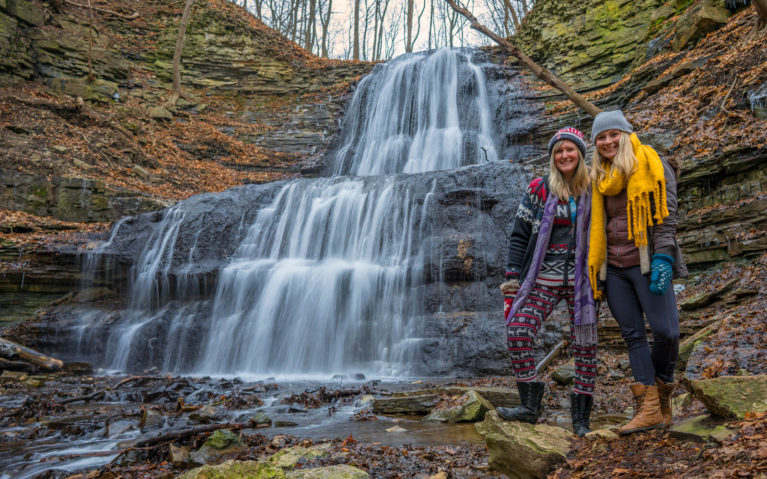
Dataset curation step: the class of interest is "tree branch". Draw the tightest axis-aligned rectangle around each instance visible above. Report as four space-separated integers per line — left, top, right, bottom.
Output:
443 0 602 117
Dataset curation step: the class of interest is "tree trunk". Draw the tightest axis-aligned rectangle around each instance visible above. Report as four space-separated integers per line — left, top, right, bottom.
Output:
444 0 602 117
353 0 360 59
502 0 520 32
167 0 195 106
320 0 331 56
406 0 413 52
519 0 528 16
305 0 316 51
428 0 434 49
0 338 63 370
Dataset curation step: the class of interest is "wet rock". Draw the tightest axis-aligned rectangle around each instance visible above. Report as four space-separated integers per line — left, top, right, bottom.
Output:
670 415 734 443
106 420 134 438
252 412 271 425
686 375 767 419
372 394 440 415
190 429 246 465
190 405 222 423
286 465 369 479
475 411 571 479
552 360 575 385
268 443 332 470
178 460 284 479
169 444 191 466
139 409 164 430
0 371 28 382
274 421 298 428
424 390 493 423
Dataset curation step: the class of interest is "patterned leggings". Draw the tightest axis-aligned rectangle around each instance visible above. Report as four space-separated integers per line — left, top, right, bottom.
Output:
506 282 598 395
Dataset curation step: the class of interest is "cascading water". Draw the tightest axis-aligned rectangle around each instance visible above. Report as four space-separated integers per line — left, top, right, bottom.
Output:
74 48 512 379
332 48 497 176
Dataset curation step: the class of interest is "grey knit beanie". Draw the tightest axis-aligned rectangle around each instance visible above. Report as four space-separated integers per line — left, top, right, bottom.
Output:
590 110 633 142
548 127 587 157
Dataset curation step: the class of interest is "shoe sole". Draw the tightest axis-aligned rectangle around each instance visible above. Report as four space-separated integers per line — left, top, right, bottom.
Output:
618 423 665 436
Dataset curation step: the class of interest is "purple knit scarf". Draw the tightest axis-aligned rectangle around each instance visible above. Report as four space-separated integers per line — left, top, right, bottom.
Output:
506 189 598 347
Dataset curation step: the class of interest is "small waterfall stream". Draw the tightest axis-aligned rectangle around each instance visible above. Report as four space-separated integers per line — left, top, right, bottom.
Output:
73 48 528 379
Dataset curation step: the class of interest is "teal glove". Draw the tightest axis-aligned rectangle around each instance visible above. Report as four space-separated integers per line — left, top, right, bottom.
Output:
649 254 674 295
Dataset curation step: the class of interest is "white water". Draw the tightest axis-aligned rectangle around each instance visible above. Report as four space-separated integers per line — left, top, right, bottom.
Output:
77 48 501 378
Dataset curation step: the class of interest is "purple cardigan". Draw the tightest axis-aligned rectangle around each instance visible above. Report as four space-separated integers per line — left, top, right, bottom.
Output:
506 188 598 347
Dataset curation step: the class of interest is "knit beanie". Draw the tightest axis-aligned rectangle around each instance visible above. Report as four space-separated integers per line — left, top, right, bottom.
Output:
548 127 587 157
590 110 633 142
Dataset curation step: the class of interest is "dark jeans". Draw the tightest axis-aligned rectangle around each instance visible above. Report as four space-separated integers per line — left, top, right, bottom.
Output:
605 265 679 384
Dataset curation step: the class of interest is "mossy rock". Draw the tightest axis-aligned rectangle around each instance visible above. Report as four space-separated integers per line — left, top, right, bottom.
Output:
475 411 571 479
687 375 767 419
424 390 494 423
268 443 332 470
669 415 734 443
286 465 369 479
178 460 286 479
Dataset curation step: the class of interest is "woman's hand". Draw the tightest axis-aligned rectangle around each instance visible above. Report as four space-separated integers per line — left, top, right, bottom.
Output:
649 254 674 295
500 279 520 294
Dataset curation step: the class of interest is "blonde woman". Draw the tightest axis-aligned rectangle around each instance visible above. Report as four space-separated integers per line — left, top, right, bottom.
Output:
588 110 688 435
499 127 599 437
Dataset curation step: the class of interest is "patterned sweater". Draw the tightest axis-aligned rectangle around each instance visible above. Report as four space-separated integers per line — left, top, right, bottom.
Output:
506 177 577 287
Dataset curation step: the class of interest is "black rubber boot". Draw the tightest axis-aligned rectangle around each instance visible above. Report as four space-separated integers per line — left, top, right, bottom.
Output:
496 381 544 423
570 392 593 437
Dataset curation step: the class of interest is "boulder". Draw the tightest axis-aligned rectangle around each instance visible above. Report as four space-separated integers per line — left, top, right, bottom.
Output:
686 375 767 419
268 443 333 470
390 386 519 408
671 4 731 51
475 411 572 479
5 0 45 26
149 106 173 121
178 460 286 479
190 405 223 423
372 394 440 414
286 465 369 479
73 287 114 303
190 429 247 465
551 359 575 385
424 390 494 423
670 415 734 443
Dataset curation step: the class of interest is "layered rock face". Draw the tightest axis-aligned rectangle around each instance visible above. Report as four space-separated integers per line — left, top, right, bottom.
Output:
513 0 731 90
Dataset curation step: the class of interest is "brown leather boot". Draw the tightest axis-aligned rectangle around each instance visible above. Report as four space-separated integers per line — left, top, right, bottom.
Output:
655 378 674 427
619 383 665 436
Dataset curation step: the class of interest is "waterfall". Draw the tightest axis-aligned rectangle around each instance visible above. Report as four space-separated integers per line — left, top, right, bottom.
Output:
75 48 507 378
331 48 498 176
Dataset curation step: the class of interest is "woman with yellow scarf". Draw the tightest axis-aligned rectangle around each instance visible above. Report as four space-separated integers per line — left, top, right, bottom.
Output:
589 110 688 435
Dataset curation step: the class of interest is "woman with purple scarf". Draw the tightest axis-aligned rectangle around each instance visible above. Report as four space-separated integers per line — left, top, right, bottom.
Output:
498 127 599 437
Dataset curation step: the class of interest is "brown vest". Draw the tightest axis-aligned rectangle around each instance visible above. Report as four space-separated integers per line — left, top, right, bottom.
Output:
605 189 641 268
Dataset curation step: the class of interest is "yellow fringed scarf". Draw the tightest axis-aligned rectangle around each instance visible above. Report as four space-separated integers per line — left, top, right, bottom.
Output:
588 133 668 300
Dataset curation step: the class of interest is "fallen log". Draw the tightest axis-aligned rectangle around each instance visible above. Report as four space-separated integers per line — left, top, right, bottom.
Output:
134 421 254 448
0 357 38 373
0 337 63 370
536 340 568 375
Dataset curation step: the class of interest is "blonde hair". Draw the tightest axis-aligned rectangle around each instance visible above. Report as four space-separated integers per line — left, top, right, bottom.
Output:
590 132 636 183
549 140 589 199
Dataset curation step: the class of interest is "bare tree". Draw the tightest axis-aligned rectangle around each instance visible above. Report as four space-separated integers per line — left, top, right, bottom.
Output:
444 0 602 116
319 0 333 57
304 0 316 51
353 0 360 59
167 0 196 106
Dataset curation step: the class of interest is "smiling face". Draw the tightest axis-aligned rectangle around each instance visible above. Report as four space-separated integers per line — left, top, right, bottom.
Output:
553 140 580 180
595 129 622 161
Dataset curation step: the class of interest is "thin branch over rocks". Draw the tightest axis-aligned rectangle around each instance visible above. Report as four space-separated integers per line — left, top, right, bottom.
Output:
444 0 602 117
